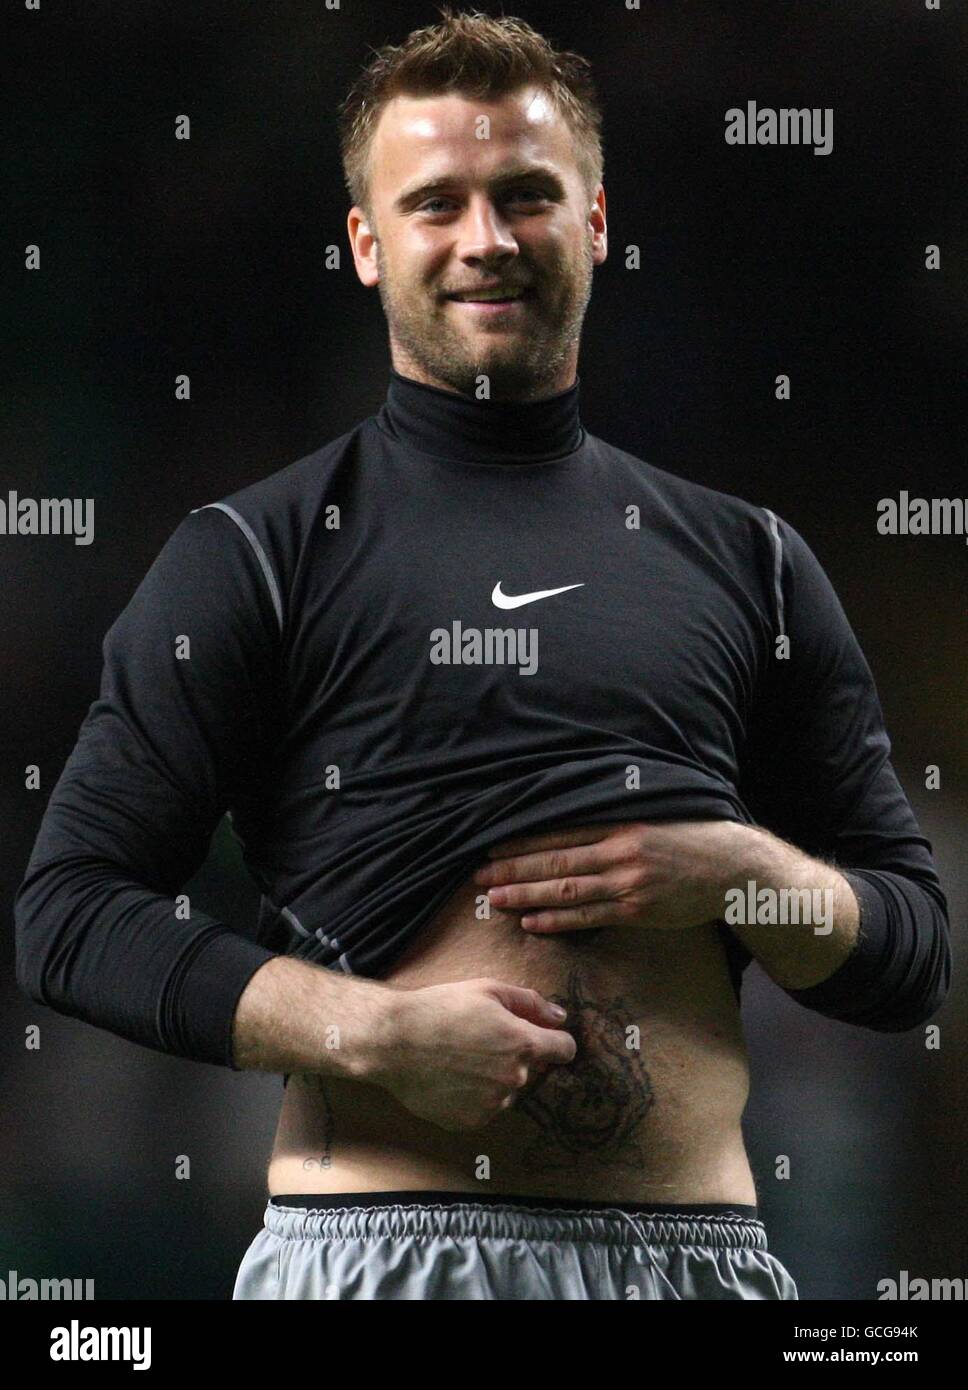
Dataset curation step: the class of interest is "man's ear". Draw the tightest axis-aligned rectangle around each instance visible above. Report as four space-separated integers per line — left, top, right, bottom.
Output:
347 205 380 287
590 183 607 266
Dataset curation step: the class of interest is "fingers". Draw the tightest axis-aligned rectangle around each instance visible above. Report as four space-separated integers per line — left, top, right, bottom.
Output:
489 982 567 1029
519 902 627 932
476 842 612 887
527 1023 577 1066
481 983 576 1062
483 872 618 910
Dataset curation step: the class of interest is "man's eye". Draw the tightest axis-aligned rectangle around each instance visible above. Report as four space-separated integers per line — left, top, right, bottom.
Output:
418 189 549 215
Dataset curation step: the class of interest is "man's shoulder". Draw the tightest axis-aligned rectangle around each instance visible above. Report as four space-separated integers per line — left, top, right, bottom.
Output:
587 430 776 539
178 418 372 623
198 419 369 525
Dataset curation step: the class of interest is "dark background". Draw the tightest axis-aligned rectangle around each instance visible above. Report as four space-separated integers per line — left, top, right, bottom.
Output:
3 0 965 1299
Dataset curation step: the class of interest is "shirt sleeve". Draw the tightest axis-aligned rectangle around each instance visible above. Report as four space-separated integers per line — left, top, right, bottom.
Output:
14 505 282 1067
736 510 951 1032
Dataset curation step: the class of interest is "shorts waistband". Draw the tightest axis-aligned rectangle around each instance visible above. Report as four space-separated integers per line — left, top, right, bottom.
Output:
263 1192 767 1250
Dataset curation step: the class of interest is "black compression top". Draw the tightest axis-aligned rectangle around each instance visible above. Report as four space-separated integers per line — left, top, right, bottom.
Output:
15 369 951 1070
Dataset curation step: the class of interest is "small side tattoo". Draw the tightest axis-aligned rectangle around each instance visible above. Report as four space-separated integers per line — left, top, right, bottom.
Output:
298 1074 336 1171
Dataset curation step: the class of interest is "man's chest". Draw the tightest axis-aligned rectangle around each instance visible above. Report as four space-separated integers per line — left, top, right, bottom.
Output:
281 502 769 780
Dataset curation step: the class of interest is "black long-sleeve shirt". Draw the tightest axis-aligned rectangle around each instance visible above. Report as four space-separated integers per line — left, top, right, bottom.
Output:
15 370 951 1069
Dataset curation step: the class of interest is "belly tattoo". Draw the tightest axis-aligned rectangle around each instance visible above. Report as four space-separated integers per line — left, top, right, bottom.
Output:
516 968 654 1170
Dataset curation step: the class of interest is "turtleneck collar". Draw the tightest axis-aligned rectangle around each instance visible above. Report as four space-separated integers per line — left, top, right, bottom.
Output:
375 368 585 465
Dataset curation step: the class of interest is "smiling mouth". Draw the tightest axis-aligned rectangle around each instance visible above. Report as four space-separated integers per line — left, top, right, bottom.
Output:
444 288 533 305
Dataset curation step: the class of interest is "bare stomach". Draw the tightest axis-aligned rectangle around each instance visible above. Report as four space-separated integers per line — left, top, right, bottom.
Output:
266 869 756 1205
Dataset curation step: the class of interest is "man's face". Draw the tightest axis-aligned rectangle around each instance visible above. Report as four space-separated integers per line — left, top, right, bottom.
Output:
348 86 607 400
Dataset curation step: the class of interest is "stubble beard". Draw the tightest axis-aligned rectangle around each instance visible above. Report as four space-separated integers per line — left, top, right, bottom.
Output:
375 239 594 401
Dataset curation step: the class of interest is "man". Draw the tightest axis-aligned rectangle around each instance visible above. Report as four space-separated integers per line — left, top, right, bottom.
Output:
15 10 950 1301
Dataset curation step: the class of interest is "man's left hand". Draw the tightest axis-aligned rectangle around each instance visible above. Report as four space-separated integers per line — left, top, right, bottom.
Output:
473 819 759 933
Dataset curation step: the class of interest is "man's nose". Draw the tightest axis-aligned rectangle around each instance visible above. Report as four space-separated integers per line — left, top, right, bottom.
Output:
454 197 519 264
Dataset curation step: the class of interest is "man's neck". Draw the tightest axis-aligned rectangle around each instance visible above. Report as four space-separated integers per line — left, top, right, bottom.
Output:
375 367 585 465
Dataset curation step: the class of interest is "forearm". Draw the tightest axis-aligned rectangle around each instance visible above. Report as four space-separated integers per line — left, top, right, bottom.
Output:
230 955 400 1079
15 848 282 1067
720 826 860 990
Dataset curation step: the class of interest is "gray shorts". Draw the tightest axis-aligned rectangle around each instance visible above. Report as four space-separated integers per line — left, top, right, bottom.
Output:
232 1192 798 1300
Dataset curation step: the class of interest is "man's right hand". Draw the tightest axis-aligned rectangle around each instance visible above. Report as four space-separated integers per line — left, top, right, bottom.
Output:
372 978 577 1132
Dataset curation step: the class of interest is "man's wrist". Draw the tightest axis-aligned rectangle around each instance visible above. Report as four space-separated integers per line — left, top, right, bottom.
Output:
231 955 407 1079
344 984 410 1083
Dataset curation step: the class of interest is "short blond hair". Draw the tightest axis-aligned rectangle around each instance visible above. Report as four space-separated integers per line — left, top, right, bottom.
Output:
338 6 604 220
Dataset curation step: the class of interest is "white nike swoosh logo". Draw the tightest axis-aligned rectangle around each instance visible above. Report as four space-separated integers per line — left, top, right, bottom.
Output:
491 580 585 610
